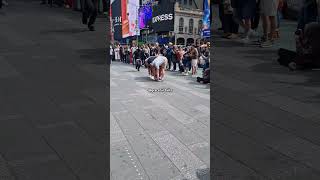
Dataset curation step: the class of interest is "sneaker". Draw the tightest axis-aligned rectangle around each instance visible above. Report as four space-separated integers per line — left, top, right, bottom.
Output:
242 36 250 44
248 29 259 38
288 62 297 71
227 33 238 39
88 25 95 31
260 40 273 48
82 15 88 25
222 33 232 38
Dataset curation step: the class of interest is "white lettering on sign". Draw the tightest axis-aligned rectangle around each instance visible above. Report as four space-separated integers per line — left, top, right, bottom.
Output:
152 14 173 23
113 16 122 26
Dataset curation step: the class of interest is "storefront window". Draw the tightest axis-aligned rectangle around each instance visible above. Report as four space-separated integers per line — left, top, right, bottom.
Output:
198 20 202 34
179 18 184 33
189 19 194 34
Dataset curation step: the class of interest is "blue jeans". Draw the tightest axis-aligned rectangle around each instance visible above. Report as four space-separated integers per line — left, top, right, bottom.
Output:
183 60 191 71
277 10 282 29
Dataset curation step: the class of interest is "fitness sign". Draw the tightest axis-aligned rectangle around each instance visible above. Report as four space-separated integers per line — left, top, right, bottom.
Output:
151 1 175 32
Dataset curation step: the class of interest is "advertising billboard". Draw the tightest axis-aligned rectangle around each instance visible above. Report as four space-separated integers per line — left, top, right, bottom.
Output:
128 0 140 36
202 0 211 37
151 0 175 32
139 3 153 29
121 0 130 38
111 0 122 40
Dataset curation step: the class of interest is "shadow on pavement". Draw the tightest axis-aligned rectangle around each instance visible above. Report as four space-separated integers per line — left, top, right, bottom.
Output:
77 48 106 64
40 28 88 34
214 40 244 48
134 76 153 82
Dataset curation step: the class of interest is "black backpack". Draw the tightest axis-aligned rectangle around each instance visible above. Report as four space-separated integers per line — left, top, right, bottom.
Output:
277 48 297 66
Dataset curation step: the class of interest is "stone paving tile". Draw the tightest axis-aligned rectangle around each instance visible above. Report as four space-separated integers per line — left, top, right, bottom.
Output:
0 154 14 180
214 122 320 179
147 108 206 147
110 61 210 179
149 131 206 175
111 140 149 180
214 101 320 172
125 132 181 179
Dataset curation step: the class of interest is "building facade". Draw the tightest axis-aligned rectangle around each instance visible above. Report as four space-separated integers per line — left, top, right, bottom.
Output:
174 0 203 46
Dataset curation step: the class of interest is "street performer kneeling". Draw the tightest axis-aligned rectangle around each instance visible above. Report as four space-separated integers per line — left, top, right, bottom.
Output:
150 49 168 81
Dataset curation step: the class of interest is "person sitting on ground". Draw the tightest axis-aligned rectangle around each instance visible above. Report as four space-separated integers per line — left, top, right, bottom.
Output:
197 68 210 84
278 22 320 70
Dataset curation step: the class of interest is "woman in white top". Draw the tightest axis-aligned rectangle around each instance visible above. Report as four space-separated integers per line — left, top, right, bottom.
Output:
114 45 120 61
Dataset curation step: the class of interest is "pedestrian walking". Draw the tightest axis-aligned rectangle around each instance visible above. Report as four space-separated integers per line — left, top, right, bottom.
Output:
81 0 98 31
134 48 143 71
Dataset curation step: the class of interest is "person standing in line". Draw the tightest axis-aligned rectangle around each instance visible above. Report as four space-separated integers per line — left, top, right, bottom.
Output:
126 46 130 64
81 0 98 31
274 0 285 39
218 0 225 30
114 45 120 61
177 47 185 73
222 0 239 39
166 43 174 71
110 45 114 63
131 44 138 65
251 0 261 33
120 46 125 63
190 46 198 76
259 0 279 48
171 46 179 71
234 0 257 43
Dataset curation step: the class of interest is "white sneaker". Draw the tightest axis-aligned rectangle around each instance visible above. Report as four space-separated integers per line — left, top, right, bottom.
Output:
248 29 259 38
288 62 297 71
260 40 273 48
242 36 250 44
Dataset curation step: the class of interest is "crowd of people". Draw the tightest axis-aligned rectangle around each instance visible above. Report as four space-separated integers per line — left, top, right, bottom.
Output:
216 0 320 70
110 42 211 83
216 0 286 48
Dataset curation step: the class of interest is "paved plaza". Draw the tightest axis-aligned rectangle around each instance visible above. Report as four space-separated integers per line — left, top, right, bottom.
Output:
212 5 320 180
0 1 106 179
110 62 210 180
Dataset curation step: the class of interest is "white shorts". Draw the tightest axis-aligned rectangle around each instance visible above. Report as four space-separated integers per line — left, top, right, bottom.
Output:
260 0 278 16
191 59 198 67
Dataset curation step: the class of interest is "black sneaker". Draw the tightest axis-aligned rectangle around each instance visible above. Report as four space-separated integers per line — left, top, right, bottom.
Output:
88 25 95 31
82 15 88 25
